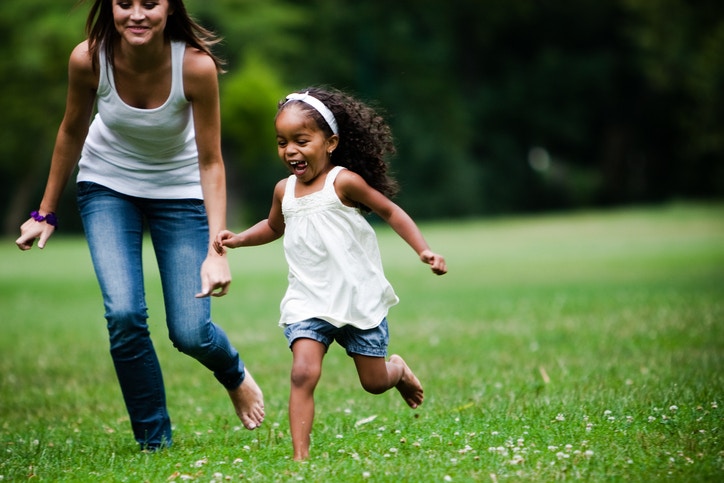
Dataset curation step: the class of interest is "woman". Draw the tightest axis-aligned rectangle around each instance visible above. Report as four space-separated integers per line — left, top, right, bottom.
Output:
15 0 264 450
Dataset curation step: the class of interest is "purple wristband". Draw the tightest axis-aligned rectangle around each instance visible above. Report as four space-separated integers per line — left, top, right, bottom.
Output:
30 210 58 228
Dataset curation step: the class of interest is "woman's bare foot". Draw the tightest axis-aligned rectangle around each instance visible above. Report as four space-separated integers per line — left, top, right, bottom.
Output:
389 354 424 408
227 370 265 430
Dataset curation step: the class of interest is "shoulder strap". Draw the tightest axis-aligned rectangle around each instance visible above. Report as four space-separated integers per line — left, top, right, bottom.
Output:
325 166 346 188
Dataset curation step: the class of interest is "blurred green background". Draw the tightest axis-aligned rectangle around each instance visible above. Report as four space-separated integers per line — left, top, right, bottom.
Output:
1 0 723 234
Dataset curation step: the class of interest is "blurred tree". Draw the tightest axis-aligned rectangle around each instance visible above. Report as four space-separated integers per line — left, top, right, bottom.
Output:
620 0 724 200
0 1 86 234
277 0 724 216
2 0 722 234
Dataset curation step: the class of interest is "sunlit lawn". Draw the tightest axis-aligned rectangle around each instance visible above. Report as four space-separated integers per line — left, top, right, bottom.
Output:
1 202 723 481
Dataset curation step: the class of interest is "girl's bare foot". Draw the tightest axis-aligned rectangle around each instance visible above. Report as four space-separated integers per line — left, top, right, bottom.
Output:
227 370 265 430
389 354 424 409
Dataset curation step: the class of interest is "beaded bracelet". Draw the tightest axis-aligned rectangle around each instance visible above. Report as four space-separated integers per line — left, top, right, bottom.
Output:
30 210 58 228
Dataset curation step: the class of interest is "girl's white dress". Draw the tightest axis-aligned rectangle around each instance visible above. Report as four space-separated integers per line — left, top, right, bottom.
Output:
280 166 399 329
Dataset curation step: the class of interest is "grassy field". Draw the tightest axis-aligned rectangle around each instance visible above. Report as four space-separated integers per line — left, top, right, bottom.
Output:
1 202 723 482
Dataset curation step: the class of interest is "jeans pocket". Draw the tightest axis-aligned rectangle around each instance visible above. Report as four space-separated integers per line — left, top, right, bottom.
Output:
76 181 102 198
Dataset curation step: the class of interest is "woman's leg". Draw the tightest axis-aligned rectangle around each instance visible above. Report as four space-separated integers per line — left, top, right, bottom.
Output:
289 339 326 460
77 183 171 449
145 198 263 429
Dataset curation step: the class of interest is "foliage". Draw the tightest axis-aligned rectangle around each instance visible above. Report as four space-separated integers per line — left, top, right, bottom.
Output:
1 1 723 234
1 203 723 481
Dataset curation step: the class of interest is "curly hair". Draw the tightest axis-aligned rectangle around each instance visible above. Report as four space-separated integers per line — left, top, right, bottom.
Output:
278 86 399 210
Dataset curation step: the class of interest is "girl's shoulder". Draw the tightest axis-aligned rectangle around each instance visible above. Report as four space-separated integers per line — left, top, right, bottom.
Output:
273 177 289 200
334 167 366 188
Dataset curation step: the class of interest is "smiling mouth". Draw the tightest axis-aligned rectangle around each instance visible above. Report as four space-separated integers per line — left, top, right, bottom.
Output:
289 160 308 175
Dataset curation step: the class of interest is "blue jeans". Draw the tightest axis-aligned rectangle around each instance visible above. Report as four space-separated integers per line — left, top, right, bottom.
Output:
77 182 246 449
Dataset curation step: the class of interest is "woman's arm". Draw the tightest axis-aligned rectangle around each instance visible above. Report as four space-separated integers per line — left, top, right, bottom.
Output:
184 47 232 296
16 41 97 250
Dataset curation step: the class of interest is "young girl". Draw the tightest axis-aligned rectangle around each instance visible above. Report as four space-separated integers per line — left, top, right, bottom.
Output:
215 86 447 460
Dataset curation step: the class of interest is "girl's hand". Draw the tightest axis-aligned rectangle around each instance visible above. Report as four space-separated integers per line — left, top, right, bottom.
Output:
196 252 232 298
213 229 239 254
16 218 56 251
420 249 447 275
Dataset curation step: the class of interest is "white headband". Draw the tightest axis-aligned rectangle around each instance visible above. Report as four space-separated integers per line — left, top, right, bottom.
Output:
285 92 339 135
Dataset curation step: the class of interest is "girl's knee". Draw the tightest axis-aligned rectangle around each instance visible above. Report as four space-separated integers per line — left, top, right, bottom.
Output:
290 364 321 390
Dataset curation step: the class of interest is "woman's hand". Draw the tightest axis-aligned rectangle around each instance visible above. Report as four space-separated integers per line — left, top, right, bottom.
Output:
16 217 56 251
196 251 232 298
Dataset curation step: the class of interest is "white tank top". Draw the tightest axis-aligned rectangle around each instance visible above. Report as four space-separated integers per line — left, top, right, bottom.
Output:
279 166 399 329
77 41 202 199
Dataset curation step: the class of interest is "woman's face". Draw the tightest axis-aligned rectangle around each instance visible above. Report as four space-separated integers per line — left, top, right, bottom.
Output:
113 0 174 47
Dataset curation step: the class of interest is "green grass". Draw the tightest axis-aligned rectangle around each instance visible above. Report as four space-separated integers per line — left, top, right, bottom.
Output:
1 202 723 482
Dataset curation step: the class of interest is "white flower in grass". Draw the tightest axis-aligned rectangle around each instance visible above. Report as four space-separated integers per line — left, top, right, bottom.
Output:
459 445 473 454
648 416 656 423
213 472 223 479
194 458 208 467
336 434 343 439
389 447 398 454
603 410 612 416
586 423 593 432
491 431 499 436
669 405 678 412
509 454 525 465
584 450 594 458
565 444 573 452
444 476 452 482
362 472 371 479
548 445 558 451
555 413 565 421
712 401 718 409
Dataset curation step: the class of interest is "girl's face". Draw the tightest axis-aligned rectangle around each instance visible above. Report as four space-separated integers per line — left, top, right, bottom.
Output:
113 0 173 47
275 105 338 184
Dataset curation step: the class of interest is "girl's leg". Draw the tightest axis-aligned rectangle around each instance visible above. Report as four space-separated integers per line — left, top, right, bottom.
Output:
289 339 326 460
352 354 424 409
145 198 264 429
77 183 171 449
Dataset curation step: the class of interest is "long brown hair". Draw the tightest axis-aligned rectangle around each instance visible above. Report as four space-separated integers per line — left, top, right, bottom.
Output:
83 0 225 73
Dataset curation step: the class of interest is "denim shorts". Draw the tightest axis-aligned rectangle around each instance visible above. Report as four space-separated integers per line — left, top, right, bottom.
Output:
284 318 389 358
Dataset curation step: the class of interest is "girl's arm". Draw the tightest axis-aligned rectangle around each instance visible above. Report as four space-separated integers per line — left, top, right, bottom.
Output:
336 170 447 275
215 180 286 251
16 41 97 250
184 47 232 297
